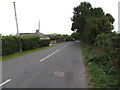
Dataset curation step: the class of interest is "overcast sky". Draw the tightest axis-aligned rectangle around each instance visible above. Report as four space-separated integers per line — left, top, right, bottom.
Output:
0 0 119 35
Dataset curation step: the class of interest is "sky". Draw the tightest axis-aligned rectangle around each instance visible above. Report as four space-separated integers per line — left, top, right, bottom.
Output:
0 0 119 35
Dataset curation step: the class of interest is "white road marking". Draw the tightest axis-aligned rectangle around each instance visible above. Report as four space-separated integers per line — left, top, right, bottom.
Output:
63 42 73 48
63 45 68 48
0 79 11 87
40 49 60 62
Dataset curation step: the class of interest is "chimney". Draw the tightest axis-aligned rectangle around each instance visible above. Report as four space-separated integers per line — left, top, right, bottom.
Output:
36 30 39 33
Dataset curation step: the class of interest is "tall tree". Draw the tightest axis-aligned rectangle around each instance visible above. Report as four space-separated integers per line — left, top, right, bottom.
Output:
71 2 115 44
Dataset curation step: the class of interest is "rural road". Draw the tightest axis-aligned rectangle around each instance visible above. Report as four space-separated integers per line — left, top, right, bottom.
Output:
2 41 89 88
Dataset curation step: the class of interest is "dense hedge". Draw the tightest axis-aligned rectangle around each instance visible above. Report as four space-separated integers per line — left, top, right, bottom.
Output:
95 33 120 55
2 35 50 55
39 39 50 47
21 35 40 51
94 32 120 68
2 36 22 55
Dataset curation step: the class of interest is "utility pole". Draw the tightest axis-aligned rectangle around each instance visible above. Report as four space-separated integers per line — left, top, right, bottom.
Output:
118 1 120 33
13 2 19 36
38 20 40 31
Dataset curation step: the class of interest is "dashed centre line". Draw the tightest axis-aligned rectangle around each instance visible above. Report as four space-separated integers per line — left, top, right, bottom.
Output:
63 42 73 48
1 42 74 87
40 49 60 62
40 42 73 62
0 79 11 87
63 45 68 48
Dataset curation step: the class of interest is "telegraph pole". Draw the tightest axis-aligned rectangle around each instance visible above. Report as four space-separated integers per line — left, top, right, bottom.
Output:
13 2 19 36
38 20 40 31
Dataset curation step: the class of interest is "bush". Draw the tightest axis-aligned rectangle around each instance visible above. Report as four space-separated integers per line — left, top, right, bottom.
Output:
81 42 118 88
50 34 73 42
21 35 40 51
39 39 50 47
95 32 119 54
2 36 22 55
94 32 120 68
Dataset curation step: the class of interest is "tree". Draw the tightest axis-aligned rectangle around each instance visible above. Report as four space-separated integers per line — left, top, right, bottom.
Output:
105 13 115 24
84 17 114 44
71 2 115 44
71 32 80 40
71 2 92 36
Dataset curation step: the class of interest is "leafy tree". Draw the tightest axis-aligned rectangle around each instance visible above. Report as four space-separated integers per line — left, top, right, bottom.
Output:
91 8 105 18
105 13 115 24
71 2 92 36
71 32 80 40
71 2 115 44
84 17 114 44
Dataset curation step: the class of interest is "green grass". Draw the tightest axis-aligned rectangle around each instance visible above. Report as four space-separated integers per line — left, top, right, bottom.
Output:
80 42 118 88
1 45 54 62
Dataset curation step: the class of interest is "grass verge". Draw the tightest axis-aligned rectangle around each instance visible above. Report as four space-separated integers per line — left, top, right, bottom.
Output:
80 42 118 88
1 45 54 62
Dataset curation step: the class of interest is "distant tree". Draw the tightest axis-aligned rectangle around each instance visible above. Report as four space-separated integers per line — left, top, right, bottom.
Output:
50 34 73 41
71 32 80 40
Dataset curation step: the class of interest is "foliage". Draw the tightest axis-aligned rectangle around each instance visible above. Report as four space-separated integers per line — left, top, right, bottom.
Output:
71 2 114 44
2 35 50 55
50 34 61 40
2 45 53 61
71 32 80 40
21 35 40 51
80 42 118 88
50 34 73 42
84 18 113 44
94 32 120 68
39 39 50 47
64 35 74 41
2 36 22 55
71 2 119 88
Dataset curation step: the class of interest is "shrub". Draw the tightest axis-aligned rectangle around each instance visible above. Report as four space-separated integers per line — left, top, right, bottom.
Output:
50 34 73 42
94 32 120 68
2 36 22 55
95 32 119 55
39 39 50 47
2 35 50 55
21 35 40 51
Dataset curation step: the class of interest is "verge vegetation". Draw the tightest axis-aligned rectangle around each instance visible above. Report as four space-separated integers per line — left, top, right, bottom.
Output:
1 45 53 62
2 35 50 56
71 2 119 88
81 41 119 88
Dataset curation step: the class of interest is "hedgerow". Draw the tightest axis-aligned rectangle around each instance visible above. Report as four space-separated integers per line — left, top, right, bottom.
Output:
2 35 50 55
39 39 50 47
94 32 120 69
2 36 22 55
21 35 40 51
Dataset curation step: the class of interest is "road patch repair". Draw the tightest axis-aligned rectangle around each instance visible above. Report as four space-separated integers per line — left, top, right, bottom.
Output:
52 71 64 78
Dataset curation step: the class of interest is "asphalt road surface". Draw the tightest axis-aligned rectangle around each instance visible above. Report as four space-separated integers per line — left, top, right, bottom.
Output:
2 41 89 88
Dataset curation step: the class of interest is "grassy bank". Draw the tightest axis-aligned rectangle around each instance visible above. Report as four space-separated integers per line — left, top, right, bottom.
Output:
80 42 118 88
1 45 54 62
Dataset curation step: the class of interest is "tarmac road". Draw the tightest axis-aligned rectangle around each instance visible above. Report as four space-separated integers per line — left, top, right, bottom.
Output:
2 41 89 88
